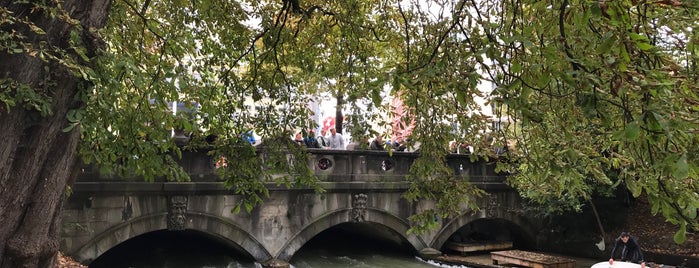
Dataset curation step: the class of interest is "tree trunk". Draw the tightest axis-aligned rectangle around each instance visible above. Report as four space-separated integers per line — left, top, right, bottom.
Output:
335 92 344 134
0 1 111 267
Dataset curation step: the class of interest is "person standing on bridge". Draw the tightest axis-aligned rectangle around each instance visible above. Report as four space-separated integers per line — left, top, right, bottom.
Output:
317 129 329 149
327 127 345 149
609 232 645 268
304 129 321 148
370 134 385 150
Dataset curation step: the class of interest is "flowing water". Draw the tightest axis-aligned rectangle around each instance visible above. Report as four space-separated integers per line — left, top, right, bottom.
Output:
86 224 602 268
88 229 464 268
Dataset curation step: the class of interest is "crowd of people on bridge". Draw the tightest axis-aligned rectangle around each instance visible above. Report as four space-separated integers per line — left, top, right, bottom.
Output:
289 128 516 157
291 128 415 152
205 125 513 157
204 128 516 159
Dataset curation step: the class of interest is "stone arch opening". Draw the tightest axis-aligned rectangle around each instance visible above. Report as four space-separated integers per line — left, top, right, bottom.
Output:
88 229 256 267
432 207 539 253
289 221 419 266
438 218 537 255
276 208 428 261
73 213 271 264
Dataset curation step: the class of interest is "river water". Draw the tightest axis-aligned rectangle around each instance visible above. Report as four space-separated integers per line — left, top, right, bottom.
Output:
88 229 464 268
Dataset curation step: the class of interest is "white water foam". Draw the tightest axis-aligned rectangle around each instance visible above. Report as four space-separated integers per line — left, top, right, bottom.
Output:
415 256 472 268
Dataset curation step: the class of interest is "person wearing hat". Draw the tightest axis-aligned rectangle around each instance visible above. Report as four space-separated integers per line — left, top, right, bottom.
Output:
609 232 645 267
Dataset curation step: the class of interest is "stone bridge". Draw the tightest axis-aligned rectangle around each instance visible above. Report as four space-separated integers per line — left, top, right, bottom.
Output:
61 149 542 267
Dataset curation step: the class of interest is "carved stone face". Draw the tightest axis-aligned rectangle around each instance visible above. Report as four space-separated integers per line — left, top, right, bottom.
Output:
170 202 186 214
167 196 187 231
352 194 368 222
355 198 366 208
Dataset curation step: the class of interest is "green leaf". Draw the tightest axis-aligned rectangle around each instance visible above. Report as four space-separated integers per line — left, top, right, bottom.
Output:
626 177 641 197
618 46 630 71
62 124 76 132
636 42 654 51
29 24 46 35
686 203 697 219
671 155 689 179
511 61 522 73
629 33 650 43
624 123 641 141
536 74 550 88
245 201 253 213
596 34 616 54
673 223 686 244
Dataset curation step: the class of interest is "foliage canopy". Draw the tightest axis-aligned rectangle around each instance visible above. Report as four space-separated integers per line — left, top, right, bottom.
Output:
2 0 697 242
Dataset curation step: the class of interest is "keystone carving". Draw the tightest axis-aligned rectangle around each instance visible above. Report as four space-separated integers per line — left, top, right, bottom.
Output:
486 194 498 218
121 196 133 221
351 193 368 222
167 196 188 231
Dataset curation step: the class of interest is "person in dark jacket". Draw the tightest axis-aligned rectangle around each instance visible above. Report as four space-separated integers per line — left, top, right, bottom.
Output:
304 130 321 148
609 232 645 267
369 134 385 150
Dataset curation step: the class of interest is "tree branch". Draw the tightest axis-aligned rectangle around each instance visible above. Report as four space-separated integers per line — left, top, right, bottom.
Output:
408 1 467 73
558 0 588 72
398 4 411 72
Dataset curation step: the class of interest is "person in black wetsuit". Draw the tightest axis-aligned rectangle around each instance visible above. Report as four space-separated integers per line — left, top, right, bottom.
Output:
609 232 645 268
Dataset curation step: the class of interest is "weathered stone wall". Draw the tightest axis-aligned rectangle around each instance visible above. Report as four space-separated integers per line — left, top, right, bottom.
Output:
62 150 531 265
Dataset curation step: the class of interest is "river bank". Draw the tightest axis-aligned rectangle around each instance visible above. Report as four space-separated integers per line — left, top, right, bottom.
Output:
607 193 697 267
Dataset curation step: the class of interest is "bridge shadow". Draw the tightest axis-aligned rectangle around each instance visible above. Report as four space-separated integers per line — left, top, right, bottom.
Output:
276 207 428 261
88 229 256 268
290 222 418 266
438 218 537 253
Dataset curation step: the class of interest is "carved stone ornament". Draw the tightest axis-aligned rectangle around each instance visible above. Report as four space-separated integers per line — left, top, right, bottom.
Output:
167 196 188 231
486 194 498 218
351 193 368 222
121 196 133 221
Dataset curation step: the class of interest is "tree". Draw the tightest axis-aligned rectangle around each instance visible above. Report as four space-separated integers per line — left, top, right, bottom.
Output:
1 0 698 267
0 1 112 267
485 0 699 243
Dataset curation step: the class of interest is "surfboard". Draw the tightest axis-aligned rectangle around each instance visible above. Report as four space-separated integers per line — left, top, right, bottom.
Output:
591 261 643 268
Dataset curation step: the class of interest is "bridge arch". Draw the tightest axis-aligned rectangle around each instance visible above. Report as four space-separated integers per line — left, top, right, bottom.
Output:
275 207 428 261
431 209 538 251
73 212 271 263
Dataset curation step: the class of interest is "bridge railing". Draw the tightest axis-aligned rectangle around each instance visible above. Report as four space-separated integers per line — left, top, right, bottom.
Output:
75 148 508 185
304 149 506 184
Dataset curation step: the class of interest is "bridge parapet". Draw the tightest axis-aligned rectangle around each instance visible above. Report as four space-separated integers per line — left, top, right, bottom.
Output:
76 148 507 186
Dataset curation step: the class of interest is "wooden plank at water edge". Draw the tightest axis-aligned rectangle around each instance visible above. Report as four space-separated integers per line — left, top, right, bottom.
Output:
491 250 576 268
